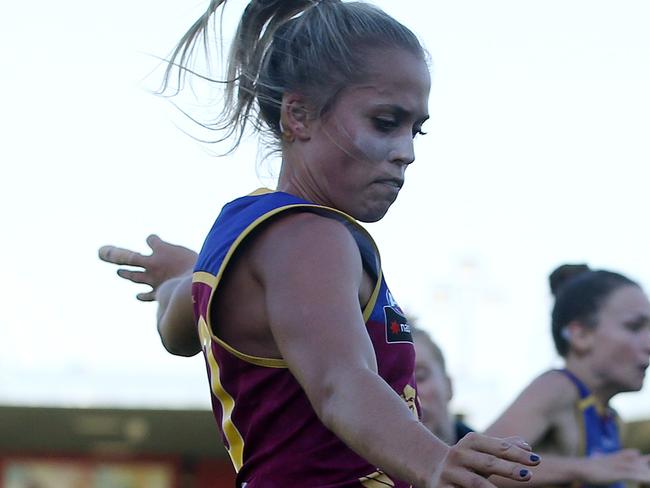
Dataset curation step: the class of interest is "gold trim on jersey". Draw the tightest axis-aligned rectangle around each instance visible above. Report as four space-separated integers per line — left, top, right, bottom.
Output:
574 393 618 460
363 266 383 322
198 317 245 471
193 271 218 287
359 470 395 487
576 395 596 412
193 271 287 368
248 187 274 196
574 397 588 457
193 197 383 369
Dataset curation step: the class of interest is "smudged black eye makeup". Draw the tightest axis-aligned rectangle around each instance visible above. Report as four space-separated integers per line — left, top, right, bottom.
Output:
372 116 428 139
373 116 399 132
624 316 650 332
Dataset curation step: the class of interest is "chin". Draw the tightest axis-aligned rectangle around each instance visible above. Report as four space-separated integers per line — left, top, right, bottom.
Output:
631 380 645 391
618 379 644 393
357 213 387 223
354 202 393 223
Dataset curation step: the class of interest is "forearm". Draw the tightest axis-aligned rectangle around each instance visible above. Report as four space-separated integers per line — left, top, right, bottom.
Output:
492 456 586 487
315 367 447 487
156 275 200 356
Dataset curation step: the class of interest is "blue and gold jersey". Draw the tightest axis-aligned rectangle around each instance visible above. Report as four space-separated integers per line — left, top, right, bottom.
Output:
559 369 623 488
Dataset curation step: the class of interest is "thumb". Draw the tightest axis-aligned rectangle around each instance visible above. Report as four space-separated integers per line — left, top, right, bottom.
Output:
146 234 163 251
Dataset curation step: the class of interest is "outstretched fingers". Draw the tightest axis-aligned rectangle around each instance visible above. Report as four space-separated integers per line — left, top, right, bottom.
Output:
136 290 157 302
98 245 148 268
99 244 158 299
116 268 151 284
113 265 156 300
99 235 198 303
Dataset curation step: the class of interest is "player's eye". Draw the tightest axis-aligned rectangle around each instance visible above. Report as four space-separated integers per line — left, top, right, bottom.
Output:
374 117 399 132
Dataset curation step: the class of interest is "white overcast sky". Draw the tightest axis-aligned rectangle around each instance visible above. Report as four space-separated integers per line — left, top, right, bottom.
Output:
1 0 649 430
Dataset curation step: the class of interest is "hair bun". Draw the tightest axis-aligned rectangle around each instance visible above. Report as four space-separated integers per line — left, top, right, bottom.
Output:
549 263 591 296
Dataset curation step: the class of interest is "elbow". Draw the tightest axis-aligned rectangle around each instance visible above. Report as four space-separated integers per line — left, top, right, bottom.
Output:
161 338 200 357
315 387 338 431
157 317 201 357
313 368 363 431
313 366 380 429
307 372 342 431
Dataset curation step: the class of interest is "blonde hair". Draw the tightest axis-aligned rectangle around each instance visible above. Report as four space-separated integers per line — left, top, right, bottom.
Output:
161 0 426 153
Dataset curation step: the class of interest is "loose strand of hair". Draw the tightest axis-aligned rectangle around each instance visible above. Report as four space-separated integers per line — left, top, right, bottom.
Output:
159 0 228 96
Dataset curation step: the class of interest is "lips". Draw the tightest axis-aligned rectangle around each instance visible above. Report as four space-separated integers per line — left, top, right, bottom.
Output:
376 178 404 190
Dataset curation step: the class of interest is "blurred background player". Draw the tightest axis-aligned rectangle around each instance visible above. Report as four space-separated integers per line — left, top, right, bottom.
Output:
411 326 473 444
486 264 650 486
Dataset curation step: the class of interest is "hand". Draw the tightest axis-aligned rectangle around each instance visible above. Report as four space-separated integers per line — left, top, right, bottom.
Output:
429 433 540 488
98 234 198 301
579 450 650 484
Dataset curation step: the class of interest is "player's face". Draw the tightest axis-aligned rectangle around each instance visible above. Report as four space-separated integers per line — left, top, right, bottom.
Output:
414 340 453 442
588 285 650 393
306 48 430 222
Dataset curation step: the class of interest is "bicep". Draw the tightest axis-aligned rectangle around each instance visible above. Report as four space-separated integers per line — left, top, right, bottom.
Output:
485 375 562 446
257 215 377 407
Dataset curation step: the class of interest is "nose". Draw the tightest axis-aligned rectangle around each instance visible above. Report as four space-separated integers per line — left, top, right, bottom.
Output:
389 133 415 166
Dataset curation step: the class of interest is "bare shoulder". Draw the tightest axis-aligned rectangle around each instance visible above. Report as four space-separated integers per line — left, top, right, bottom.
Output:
250 211 360 271
485 369 580 441
525 370 579 413
247 210 377 380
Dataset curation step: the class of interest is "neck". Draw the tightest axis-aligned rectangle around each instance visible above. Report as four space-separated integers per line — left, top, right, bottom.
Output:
439 416 457 445
277 156 333 208
564 359 616 407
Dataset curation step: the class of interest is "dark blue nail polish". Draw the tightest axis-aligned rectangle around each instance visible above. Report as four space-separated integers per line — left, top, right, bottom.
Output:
530 454 540 462
520 469 529 478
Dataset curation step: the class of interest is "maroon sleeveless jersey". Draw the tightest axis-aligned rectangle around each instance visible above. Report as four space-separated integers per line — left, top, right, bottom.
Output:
192 189 418 487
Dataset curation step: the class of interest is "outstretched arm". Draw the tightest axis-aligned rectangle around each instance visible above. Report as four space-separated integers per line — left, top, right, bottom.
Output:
254 213 540 488
98 234 200 356
486 372 650 486
492 450 650 486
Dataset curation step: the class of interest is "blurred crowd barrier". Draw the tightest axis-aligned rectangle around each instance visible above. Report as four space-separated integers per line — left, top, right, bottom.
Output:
0 406 235 488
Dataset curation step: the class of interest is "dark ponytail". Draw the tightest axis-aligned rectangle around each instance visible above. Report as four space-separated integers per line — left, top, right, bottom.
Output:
550 264 638 356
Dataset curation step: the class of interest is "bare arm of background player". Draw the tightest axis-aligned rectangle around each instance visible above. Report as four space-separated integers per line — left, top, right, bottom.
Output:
486 372 650 485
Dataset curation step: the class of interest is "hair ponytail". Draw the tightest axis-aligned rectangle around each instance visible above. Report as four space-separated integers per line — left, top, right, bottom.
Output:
549 264 638 357
224 1 318 144
160 0 425 153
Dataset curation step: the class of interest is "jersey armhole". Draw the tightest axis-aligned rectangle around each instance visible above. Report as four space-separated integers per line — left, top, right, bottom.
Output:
198 203 383 368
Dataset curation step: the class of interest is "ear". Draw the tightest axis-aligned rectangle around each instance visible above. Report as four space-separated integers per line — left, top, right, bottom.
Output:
280 93 312 143
445 374 454 403
566 320 595 355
